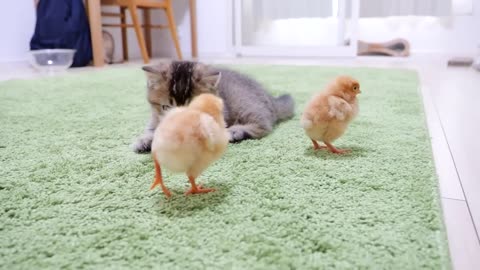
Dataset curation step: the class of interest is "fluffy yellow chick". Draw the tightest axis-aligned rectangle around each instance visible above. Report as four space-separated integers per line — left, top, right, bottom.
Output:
150 93 229 197
301 76 360 154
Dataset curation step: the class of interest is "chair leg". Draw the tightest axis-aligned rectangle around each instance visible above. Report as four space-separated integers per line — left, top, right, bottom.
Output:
143 8 152 57
189 0 198 58
165 5 183 60
128 3 149 63
120 7 129 61
87 0 105 66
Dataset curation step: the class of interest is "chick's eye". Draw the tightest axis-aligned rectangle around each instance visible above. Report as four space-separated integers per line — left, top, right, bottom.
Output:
353 86 358 90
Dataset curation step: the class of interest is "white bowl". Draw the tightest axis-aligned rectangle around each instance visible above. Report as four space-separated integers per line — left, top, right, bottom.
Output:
28 49 76 72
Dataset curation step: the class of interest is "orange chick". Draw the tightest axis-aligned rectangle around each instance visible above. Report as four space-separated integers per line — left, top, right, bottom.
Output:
150 93 229 197
301 76 360 154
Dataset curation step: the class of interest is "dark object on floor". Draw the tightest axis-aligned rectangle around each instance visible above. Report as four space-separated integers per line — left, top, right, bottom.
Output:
447 57 473 67
30 0 92 67
357 38 410 57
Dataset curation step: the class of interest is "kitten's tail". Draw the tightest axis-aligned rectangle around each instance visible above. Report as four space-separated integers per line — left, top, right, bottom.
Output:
273 94 295 122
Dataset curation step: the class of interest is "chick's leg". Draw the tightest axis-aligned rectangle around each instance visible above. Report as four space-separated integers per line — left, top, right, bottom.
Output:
150 155 172 198
324 142 350 154
185 175 215 195
311 139 327 150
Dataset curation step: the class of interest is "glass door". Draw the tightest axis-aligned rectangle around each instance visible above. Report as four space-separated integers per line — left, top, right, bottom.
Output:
233 0 359 57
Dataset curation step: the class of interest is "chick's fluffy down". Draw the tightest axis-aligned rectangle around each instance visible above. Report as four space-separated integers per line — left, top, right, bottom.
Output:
152 107 229 176
301 76 360 144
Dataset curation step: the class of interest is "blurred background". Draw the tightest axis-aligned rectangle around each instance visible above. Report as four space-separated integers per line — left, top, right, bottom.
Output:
0 0 477 64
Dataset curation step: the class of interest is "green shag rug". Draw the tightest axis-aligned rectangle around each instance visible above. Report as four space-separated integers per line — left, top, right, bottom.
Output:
0 65 449 269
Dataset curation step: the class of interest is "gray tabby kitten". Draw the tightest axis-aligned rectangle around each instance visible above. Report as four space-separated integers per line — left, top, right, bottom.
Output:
133 60 295 153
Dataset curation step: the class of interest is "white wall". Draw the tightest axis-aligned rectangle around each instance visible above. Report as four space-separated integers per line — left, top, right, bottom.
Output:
0 2 36 62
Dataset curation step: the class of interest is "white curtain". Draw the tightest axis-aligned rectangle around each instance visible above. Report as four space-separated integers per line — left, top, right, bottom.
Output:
359 0 452 17
241 0 336 45
241 0 333 45
249 0 332 20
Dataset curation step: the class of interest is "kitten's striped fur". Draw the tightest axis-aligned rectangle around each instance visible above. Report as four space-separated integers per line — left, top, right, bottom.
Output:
133 61 294 153
169 61 195 105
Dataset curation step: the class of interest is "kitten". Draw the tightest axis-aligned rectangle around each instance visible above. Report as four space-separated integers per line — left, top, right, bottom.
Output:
133 60 295 153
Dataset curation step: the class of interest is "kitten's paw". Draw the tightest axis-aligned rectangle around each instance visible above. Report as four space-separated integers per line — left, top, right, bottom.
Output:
132 134 153 153
228 126 252 143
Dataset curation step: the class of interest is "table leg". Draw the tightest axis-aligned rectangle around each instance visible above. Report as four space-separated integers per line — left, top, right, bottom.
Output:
143 8 152 57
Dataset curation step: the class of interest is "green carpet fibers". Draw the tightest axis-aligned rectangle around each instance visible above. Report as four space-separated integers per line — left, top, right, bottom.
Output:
0 65 449 269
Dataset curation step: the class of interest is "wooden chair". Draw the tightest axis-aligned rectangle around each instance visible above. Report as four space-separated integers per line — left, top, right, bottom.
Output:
98 0 183 63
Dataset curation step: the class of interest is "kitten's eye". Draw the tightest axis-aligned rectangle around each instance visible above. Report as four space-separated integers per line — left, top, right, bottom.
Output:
161 105 171 111
150 101 161 107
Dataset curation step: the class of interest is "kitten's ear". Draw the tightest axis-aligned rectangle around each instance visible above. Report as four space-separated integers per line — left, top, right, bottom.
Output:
193 63 221 89
204 72 221 89
142 63 169 79
141 66 158 74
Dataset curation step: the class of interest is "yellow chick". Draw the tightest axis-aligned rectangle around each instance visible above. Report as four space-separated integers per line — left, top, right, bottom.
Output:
301 76 360 154
150 93 229 197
